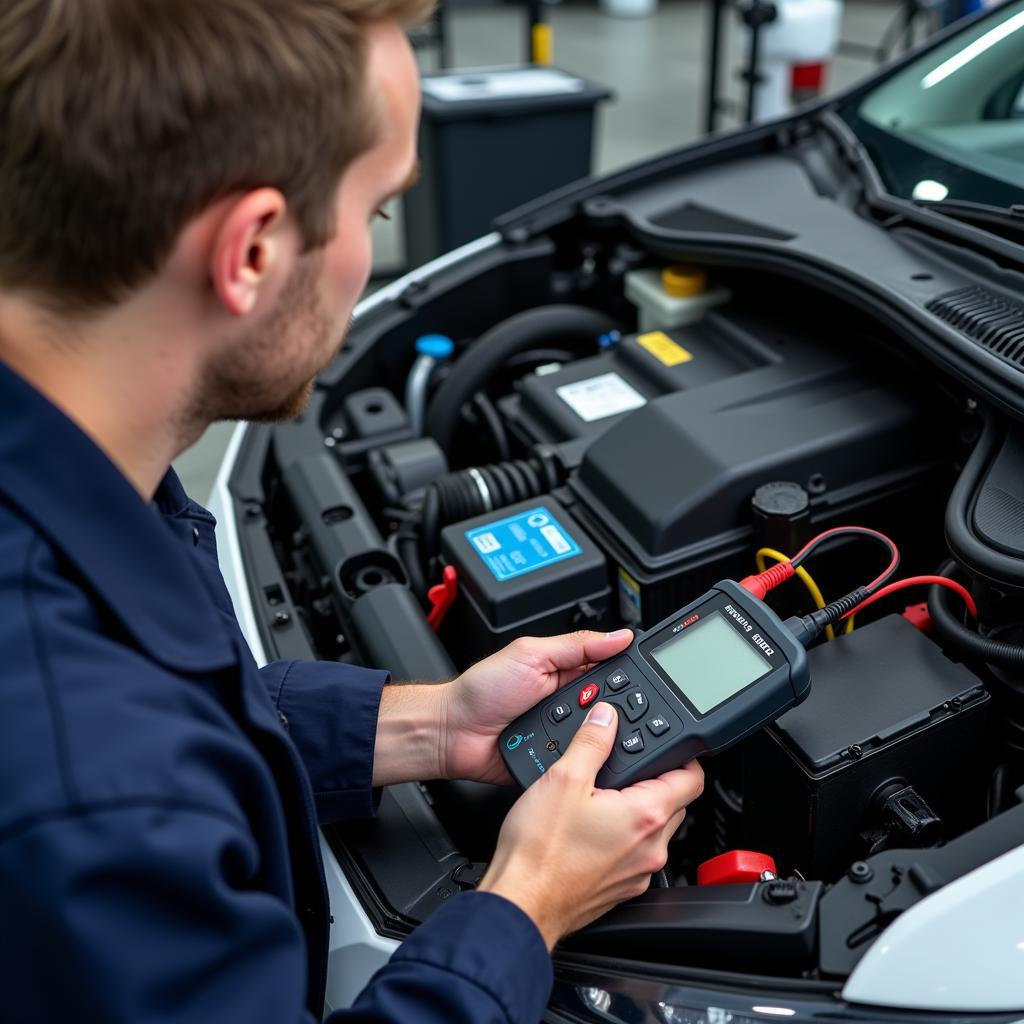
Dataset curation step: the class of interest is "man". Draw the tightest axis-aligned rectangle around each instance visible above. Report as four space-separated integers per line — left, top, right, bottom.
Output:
0 2 704 1022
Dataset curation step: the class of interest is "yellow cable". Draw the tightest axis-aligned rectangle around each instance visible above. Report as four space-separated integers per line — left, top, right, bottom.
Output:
756 547 836 641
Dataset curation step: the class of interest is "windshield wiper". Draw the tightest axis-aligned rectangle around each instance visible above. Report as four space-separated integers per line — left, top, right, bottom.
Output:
917 198 1024 238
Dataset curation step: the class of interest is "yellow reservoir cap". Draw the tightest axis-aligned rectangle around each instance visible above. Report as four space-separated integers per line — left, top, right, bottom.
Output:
661 265 707 298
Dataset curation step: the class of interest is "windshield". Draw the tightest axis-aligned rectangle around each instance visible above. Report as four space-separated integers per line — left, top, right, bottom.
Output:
841 0 1024 209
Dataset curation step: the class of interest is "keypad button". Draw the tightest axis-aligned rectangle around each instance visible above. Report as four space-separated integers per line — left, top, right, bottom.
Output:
646 715 670 737
578 682 600 708
549 702 572 724
621 731 645 755
624 689 648 722
606 668 630 692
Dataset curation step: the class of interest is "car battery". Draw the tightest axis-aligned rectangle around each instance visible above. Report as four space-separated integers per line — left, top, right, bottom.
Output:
440 497 611 664
741 615 990 881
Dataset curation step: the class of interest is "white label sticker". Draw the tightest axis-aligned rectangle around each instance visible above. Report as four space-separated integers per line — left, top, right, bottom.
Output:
540 524 571 554
472 531 501 554
556 373 647 423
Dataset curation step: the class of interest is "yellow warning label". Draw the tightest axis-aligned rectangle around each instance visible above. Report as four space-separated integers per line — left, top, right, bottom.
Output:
617 567 642 624
636 331 693 367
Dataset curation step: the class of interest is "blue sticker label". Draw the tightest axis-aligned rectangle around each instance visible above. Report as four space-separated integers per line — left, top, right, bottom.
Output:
465 506 582 582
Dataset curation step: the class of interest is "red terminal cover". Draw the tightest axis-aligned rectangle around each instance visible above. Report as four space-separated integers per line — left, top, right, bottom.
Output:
901 601 933 635
697 850 778 885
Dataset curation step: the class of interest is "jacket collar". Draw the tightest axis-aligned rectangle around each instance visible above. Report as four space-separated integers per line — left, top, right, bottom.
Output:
0 358 236 672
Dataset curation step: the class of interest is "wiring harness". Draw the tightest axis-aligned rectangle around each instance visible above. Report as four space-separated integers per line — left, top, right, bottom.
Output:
740 525 977 646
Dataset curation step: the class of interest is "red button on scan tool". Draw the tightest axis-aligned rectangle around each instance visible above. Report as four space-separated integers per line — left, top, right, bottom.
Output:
578 683 600 708
697 850 778 885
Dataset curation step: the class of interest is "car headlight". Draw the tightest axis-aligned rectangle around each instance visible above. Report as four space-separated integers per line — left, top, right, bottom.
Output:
555 975 1021 1024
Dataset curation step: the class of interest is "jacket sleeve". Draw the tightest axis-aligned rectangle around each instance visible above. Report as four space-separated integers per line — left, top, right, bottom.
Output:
0 805 553 1024
334 892 554 1024
259 659 389 823
0 802 319 1024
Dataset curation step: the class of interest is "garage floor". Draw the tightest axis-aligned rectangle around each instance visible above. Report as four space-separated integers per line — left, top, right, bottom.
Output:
175 0 904 503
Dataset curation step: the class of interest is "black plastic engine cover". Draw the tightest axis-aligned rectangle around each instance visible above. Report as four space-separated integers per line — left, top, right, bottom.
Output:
565 306 950 624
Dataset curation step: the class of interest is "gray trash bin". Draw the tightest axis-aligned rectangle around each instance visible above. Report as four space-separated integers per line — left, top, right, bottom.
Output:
402 66 611 267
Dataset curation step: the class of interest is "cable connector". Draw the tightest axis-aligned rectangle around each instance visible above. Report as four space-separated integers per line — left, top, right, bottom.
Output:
782 613 821 647
783 585 870 647
739 561 795 600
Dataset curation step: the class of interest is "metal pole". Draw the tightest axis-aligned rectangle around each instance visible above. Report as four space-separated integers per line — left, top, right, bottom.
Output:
743 5 762 123
436 0 452 70
704 0 725 133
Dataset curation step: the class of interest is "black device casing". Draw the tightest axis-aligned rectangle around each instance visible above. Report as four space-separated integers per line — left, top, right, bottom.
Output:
742 614 990 880
499 580 809 789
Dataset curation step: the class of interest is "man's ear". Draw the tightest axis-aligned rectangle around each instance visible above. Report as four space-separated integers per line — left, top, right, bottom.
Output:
209 189 294 317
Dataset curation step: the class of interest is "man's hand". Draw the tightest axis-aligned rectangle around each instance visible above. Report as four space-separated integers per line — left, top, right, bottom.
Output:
478 701 705 949
438 629 634 785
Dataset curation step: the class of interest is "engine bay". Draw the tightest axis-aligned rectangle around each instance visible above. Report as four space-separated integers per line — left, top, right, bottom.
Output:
228 195 1024 982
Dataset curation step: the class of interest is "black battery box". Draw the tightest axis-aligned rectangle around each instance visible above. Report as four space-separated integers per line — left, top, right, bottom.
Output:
440 497 611 664
741 615 990 881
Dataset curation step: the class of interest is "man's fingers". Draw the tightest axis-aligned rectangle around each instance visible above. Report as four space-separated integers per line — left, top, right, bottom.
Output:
523 629 634 673
554 702 618 784
627 761 705 818
662 805 688 842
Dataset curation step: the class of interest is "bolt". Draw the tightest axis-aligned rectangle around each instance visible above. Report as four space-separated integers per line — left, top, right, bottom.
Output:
323 436 336 448
848 744 863 759
546 740 558 752
331 426 345 440
848 861 873 884
273 610 291 628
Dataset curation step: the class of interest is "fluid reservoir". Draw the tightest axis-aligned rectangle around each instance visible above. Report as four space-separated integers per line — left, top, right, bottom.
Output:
624 264 729 332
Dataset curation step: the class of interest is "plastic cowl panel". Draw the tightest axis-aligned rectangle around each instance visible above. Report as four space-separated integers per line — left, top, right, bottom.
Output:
842 843 1024 1013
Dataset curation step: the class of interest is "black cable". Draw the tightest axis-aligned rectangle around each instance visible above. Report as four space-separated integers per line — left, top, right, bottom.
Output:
945 415 1024 590
397 531 428 603
503 348 576 372
425 305 620 455
470 392 511 462
790 526 900 594
928 559 1024 668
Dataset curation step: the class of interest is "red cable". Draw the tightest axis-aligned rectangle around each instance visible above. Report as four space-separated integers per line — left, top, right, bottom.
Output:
790 525 900 593
843 576 977 621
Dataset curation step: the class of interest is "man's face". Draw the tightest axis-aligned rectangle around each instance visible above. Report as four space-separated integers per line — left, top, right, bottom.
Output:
203 19 420 424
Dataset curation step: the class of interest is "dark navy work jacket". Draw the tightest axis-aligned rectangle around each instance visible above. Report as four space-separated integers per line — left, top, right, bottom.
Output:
0 359 552 1023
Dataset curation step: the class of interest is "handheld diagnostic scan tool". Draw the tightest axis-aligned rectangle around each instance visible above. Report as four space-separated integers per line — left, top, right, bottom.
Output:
500 580 811 789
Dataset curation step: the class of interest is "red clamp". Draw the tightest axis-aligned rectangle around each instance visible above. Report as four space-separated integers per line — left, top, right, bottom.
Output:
427 566 459 631
697 850 778 886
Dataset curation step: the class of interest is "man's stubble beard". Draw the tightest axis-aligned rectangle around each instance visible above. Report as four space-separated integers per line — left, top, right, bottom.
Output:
192 250 348 428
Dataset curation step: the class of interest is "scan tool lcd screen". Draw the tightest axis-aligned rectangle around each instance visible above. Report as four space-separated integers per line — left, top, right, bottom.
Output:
650 613 770 715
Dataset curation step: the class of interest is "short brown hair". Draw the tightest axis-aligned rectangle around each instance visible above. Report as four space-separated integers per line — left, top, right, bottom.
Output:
0 0 432 313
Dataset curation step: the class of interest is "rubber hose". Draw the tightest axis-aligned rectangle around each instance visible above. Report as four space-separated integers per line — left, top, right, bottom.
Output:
945 416 1024 589
425 305 620 455
928 560 1024 667
418 449 567 566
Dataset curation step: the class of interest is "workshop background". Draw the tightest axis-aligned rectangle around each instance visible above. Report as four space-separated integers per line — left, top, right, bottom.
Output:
175 0 939 502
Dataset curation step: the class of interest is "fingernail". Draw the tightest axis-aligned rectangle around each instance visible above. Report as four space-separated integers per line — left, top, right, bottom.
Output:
588 702 615 727
605 628 632 641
